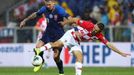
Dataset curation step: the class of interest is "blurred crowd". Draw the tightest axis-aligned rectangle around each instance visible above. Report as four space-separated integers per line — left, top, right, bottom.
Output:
11 0 134 27
0 0 134 43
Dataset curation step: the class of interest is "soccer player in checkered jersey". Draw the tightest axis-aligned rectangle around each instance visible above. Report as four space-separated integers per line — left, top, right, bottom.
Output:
34 17 130 75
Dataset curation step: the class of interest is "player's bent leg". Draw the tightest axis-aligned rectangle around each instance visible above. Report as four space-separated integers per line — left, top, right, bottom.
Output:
51 40 64 48
53 48 64 75
34 40 44 55
36 40 45 48
73 50 83 75
33 40 45 72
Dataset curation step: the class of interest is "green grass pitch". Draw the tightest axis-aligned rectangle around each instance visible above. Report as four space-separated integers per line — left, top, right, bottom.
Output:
0 67 134 75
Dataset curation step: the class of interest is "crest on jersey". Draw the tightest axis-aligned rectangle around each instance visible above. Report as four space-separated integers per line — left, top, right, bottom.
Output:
54 15 58 21
79 20 83 24
49 14 53 18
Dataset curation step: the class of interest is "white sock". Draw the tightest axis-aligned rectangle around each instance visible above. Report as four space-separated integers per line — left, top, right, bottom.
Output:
75 62 82 75
40 43 52 51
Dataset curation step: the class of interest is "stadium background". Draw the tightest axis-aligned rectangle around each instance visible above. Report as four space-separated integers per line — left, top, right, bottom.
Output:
0 0 134 75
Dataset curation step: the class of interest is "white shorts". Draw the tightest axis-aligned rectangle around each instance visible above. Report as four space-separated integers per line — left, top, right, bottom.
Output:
59 29 82 53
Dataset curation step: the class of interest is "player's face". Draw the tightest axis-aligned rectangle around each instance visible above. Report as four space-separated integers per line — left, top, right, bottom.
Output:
45 1 55 10
91 25 101 36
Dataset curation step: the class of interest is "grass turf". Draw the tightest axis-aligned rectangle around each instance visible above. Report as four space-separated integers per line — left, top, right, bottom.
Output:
0 67 134 75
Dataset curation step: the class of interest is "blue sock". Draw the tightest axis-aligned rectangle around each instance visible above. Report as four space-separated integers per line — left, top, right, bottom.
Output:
56 60 64 74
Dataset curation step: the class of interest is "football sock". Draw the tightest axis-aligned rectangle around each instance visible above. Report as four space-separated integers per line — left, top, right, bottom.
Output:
40 43 52 51
56 60 64 74
75 62 82 75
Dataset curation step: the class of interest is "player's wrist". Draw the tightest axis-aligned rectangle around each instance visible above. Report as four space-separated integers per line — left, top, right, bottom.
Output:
24 18 28 22
75 18 80 25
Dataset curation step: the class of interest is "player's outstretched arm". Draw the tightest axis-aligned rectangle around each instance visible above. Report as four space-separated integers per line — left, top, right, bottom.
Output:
60 17 80 26
106 42 131 57
20 12 37 28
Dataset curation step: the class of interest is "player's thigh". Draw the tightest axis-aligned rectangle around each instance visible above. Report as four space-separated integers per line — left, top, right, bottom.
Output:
51 40 64 48
73 51 83 62
36 40 45 48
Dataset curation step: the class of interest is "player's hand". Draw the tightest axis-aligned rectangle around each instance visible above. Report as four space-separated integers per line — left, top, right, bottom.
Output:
120 52 131 57
20 20 26 28
59 17 68 26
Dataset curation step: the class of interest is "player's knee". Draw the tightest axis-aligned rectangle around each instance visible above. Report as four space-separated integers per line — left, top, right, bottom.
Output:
53 53 59 58
77 56 83 63
36 41 44 48
52 43 60 48
54 56 60 62
75 52 83 62
36 45 41 48
52 41 63 48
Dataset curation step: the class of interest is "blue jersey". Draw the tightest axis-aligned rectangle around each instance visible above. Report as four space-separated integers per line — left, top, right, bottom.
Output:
36 5 69 43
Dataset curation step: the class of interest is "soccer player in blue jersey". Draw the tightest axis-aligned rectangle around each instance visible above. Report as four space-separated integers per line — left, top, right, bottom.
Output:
20 0 70 74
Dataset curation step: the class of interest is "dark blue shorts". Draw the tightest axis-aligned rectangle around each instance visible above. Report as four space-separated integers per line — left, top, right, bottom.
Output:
40 32 64 52
40 31 64 44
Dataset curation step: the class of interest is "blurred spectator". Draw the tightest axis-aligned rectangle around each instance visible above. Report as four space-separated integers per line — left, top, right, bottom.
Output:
66 0 80 16
61 1 74 16
128 10 134 26
107 0 119 9
0 20 4 28
81 8 92 20
81 8 97 24
108 4 122 26
13 0 39 24
90 5 101 22
100 5 109 25
14 3 28 22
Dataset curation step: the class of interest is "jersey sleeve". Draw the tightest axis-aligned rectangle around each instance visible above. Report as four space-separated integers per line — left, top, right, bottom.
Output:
56 5 69 18
96 33 109 45
76 20 94 31
36 6 46 16
35 18 42 27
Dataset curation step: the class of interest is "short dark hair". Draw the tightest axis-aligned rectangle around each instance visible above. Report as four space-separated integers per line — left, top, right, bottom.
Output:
97 23 105 30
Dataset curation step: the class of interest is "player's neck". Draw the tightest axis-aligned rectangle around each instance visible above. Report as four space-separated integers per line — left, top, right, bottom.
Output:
51 6 55 13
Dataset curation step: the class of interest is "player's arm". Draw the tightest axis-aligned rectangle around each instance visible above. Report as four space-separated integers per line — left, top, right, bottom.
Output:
20 12 37 28
106 42 130 57
60 17 93 30
60 17 79 26
98 34 130 57
20 7 46 28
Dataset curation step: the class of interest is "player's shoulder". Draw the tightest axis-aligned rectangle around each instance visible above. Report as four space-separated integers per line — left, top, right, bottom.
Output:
55 4 62 8
96 33 104 38
55 4 64 10
39 6 46 10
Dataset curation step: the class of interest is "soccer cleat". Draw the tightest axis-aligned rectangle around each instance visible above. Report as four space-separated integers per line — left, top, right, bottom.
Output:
33 63 43 72
33 48 44 72
34 48 41 55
